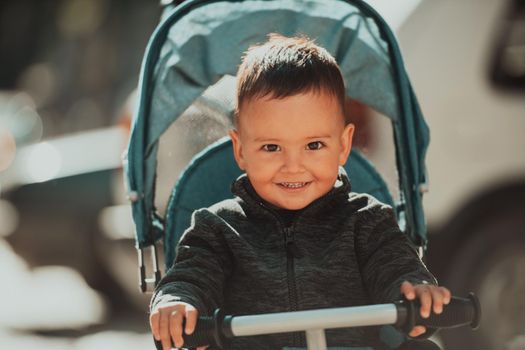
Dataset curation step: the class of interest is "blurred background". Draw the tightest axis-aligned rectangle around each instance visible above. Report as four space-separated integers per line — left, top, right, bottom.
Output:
0 0 523 350
0 0 160 349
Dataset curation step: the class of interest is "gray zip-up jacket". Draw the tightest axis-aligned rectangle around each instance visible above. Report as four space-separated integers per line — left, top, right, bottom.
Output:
152 173 436 349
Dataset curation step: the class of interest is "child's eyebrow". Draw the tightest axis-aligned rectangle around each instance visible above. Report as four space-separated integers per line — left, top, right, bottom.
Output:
253 137 281 142
306 135 332 139
253 135 333 142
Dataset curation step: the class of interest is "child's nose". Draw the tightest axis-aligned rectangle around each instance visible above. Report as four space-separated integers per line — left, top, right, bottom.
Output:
281 151 304 173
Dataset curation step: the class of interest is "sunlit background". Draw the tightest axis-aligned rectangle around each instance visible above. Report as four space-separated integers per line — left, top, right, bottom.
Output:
0 1 159 349
0 0 524 350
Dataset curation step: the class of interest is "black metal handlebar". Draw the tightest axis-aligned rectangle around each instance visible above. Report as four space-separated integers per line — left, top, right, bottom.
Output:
154 293 481 349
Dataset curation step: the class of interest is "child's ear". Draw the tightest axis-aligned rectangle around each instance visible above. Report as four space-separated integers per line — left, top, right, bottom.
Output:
339 123 355 165
229 129 246 170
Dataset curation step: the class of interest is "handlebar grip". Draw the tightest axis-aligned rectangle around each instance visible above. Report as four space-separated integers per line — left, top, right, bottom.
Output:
153 317 214 349
181 316 216 348
184 309 230 349
153 309 228 350
416 293 481 329
397 292 481 333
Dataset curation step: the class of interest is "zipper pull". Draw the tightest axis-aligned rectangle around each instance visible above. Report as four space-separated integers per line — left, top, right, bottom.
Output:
284 228 302 258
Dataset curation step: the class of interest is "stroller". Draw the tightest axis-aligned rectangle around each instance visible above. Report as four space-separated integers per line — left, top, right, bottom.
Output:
124 0 479 349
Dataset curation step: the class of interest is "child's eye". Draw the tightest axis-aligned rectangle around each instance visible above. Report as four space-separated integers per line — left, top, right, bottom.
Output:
262 144 280 152
306 141 324 150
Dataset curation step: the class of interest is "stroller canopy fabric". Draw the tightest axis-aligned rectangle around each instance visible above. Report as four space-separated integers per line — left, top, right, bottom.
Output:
149 0 401 148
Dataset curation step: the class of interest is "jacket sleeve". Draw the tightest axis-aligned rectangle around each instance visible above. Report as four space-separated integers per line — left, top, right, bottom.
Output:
354 200 437 304
150 208 233 316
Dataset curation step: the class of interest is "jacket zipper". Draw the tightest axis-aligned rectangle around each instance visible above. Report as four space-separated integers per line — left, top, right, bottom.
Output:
256 199 306 347
284 227 304 347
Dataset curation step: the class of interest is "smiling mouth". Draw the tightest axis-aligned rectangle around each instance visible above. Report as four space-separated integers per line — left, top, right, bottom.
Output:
278 182 310 189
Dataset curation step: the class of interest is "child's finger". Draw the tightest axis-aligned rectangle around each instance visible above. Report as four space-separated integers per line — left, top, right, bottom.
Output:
417 287 432 318
159 310 172 350
185 306 198 334
409 325 427 338
429 287 445 314
149 311 160 340
169 310 184 348
440 286 451 304
400 281 415 299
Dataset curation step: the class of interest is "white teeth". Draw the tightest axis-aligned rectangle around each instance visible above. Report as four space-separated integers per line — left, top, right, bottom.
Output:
280 182 307 188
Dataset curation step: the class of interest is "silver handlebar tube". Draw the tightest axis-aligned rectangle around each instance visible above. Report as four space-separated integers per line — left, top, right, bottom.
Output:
229 304 399 350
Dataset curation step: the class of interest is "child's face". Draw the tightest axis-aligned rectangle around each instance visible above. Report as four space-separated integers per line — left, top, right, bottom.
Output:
230 91 354 210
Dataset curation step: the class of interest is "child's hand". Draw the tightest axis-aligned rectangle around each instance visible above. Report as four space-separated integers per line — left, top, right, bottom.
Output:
400 281 451 338
149 301 208 350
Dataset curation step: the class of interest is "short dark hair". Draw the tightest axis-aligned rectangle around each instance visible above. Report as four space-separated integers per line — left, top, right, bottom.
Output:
235 33 346 124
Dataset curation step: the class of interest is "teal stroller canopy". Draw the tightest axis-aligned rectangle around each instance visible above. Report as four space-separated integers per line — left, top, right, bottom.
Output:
125 0 430 266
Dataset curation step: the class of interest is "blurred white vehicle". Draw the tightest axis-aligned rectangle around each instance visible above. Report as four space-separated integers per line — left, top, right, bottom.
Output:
397 1 525 349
